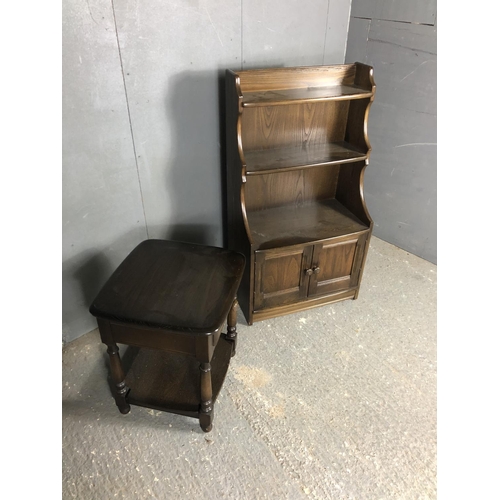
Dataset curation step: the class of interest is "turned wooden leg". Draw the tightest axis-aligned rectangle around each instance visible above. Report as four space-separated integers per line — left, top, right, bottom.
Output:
225 299 238 357
106 343 131 415
199 362 213 432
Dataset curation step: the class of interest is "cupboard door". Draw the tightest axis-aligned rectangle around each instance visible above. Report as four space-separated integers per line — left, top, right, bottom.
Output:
254 246 313 311
308 233 369 297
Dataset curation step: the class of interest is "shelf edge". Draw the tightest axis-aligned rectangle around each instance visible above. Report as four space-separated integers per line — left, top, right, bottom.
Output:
242 91 374 107
246 155 368 176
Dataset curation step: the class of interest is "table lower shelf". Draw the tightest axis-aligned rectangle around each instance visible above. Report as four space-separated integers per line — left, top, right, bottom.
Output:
124 336 233 418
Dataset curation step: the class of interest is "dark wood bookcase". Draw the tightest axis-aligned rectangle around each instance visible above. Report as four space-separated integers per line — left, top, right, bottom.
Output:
225 63 376 324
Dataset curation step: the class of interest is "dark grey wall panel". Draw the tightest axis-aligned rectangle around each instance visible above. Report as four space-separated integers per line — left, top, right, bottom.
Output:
242 0 329 68
346 15 437 263
344 17 370 63
367 21 436 113
351 0 436 25
112 0 242 247
323 0 353 64
62 0 148 344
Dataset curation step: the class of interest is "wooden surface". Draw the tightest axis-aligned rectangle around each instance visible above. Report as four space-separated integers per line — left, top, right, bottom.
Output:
91 239 244 431
242 85 373 107
245 142 367 174
252 288 357 322
225 69 254 322
247 198 368 249
107 320 198 357
245 166 340 211
254 246 313 310
235 64 358 92
225 63 375 323
308 233 368 297
241 100 350 152
89 239 245 334
125 337 233 416
253 232 369 311
345 98 372 156
336 161 372 227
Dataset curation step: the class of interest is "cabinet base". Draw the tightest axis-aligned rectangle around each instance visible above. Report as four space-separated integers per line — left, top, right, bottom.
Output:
251 288 357 323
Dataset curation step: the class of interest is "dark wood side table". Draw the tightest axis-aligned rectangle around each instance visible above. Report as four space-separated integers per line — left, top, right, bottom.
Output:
89 239 245 432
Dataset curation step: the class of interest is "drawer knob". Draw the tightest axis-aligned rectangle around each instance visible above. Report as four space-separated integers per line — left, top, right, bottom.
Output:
305 268 313 276
313 266 320 274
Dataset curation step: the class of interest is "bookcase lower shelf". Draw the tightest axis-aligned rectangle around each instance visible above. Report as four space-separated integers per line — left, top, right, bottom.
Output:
247 198 368 250
124 337 233 418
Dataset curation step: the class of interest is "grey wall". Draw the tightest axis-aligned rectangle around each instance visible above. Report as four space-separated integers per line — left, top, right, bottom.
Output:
62 0 352 344
62 0 148 344
345 0 437 264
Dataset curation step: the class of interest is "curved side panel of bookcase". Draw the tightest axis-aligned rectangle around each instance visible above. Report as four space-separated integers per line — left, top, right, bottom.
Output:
360 65 375 225
226 71 253 246
233 75 254 247
338 64 375 226
345 66 375 156
225 70 255 324
358 160 373 226
359 64 375 162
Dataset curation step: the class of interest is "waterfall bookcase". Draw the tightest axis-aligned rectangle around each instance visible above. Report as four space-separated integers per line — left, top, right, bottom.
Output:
225 63 376 324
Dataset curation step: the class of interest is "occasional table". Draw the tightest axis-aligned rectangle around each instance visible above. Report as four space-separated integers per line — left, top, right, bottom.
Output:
89 239 245 432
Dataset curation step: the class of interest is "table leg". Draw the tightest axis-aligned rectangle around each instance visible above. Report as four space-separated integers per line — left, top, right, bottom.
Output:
106 343 131 415
199 362 213 432
225 298 238 357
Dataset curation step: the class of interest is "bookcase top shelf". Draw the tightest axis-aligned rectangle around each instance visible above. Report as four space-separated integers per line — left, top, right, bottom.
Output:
242 85 372 107
230 62 375 108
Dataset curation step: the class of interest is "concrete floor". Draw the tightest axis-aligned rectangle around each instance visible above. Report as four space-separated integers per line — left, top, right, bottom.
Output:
62 237 436 499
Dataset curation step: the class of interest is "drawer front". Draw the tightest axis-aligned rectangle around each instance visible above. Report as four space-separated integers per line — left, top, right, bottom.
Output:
254 245 313 311
308 232 369 297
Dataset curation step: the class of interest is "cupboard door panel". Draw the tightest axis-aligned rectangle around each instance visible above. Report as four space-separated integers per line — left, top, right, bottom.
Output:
309 233 368 297
254 246 313 311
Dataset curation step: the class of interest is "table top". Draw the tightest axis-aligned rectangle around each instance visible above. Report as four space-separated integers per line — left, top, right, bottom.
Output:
89 240 245 335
